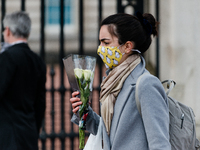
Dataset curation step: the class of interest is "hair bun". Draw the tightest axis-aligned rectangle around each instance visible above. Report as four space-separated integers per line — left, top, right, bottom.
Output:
143 13 159 37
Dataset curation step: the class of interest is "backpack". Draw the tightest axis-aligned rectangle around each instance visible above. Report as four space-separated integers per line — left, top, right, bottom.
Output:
135 73 200 150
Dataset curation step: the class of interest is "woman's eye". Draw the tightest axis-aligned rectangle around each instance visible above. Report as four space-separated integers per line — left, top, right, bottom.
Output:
99 41 109 46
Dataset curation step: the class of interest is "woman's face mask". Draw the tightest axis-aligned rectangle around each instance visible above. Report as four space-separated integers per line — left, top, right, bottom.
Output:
97 45 141 69
97 45 124 69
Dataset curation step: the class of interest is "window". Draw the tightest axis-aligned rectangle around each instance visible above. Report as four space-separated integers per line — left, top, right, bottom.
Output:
45 0 77 35
46 0 72 25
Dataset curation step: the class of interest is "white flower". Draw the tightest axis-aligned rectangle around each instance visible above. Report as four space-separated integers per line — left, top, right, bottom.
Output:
101 46 106 53
113 59 118 65
74 68 83 79
115 51 120 58
106 56 111 64
107 48 113 56
83 69 93 81
99 53 104 60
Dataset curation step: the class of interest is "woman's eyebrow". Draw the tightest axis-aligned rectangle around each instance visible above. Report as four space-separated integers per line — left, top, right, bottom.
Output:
100 38 110 42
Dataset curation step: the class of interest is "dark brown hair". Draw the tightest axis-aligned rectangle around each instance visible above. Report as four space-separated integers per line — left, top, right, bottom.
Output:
100 13 159 53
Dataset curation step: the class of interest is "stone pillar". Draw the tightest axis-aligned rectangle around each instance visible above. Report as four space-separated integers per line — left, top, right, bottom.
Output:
159 0 200 139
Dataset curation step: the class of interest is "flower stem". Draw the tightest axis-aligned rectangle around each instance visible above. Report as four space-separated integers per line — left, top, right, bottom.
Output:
79 129 85 149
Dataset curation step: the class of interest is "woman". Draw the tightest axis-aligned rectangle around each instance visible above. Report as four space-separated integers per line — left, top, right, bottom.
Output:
70 12 171 150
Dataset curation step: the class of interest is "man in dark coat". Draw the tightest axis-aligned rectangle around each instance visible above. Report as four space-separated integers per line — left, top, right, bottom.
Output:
0 11 46 150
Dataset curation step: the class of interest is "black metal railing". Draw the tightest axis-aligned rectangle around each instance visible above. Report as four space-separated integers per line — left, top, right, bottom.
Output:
1 0 6 41
0 0 160 150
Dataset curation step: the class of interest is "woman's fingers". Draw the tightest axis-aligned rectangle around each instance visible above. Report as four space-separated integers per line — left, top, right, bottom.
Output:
70 96 80 104
71 100 82 109
70 97 82 113
70 91 82 113
72 105 80 114
72 91 80 98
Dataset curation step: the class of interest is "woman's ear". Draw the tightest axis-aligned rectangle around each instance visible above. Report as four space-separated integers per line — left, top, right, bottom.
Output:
124 41 135 53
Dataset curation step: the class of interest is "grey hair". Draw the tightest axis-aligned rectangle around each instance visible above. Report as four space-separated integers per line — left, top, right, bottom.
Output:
3 11 31 39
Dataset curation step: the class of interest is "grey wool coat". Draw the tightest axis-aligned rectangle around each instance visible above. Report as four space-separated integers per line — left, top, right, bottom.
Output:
71 56 171 150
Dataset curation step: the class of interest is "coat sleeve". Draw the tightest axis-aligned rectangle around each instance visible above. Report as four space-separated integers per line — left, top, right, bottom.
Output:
138 74 171 149
71 106 100 135
34 63 46 134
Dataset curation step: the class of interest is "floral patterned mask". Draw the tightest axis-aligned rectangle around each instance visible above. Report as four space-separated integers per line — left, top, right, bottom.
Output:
97 45 140 69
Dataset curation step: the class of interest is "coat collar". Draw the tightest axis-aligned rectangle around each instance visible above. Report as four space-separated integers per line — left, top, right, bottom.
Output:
123 55 147 85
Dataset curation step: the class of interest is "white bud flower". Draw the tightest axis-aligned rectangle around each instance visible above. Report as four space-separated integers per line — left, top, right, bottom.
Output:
83 69 93 81
74 68 83 79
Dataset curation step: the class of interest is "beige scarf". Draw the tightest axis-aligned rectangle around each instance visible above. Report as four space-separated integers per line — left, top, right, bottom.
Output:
100 54 141 135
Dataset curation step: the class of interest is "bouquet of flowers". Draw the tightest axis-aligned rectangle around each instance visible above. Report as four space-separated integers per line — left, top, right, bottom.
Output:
74 68 93 148
63 54 96 149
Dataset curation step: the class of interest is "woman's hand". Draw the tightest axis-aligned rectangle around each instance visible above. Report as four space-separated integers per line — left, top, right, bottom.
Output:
70 91 82 114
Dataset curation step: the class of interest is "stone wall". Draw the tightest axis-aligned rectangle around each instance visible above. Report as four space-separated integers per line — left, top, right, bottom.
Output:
159 0 200 139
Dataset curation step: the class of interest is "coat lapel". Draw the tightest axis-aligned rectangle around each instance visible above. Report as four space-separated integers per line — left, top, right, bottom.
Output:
110 84 135 136
109 56 147 144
